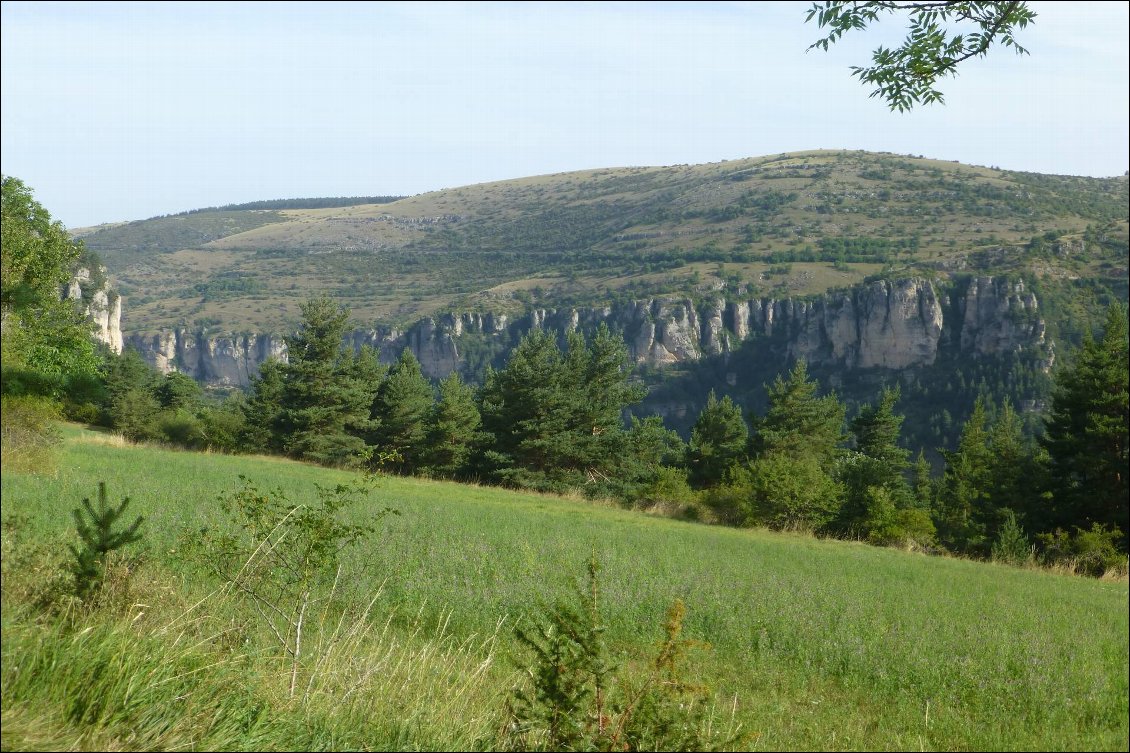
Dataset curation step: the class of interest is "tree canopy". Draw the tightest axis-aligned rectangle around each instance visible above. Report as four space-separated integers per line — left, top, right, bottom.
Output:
1 176 99 395
1040 304 1129 547
805 1 1036 111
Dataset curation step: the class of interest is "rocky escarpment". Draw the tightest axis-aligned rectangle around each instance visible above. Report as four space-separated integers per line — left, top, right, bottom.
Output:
63 266 123 354
125 330 287 386
124 277 1050 387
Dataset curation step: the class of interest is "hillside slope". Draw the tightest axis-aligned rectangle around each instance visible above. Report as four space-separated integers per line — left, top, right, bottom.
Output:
2 426 1127 750
81 150 1128 333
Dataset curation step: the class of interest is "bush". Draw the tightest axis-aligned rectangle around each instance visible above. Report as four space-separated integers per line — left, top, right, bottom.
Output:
0 394 61 473
111 387 163 442
506 556 737 751
158 409 206 448
199 474 397 698
195 398 248 452
863 487 937 547
1038 524 1127 577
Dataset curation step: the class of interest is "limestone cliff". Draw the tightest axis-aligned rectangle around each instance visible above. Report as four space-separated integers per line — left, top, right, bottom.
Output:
126 329 287 387
63 266 123 354
123 277 1050 387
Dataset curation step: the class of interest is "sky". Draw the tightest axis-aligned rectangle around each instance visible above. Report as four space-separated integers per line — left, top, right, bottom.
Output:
2 1 1128 229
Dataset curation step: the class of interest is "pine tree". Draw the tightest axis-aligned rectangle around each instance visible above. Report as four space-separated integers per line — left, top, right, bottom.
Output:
1041 303 1129 549
837 385 915 536
276 297 376 467
751 359 845 471
569 325 647 476
421 371 480 478
479 330 571 485
241 357 286 453
68 482 144 600
742 451 844 531
984 400 1033 537
477 327 645 491
935 396 994 553
740 360 846 528
102 348 161 406
99 349 163 442
370 349 434 473
913 450 934 510
156 372 203 411
686 391 748 489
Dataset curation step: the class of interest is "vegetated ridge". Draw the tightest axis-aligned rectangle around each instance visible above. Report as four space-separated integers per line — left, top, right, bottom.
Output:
79 149 1127 334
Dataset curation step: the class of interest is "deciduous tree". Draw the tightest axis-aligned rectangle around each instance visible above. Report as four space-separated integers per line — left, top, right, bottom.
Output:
805 1 1036 111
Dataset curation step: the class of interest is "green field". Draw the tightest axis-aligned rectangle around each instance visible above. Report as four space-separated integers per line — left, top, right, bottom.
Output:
2 426 1127 751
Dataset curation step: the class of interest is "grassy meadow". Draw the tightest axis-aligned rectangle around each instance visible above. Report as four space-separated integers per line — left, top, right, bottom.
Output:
2 425 1128 751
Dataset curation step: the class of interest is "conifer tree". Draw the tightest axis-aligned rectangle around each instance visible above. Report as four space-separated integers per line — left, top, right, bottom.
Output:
102 348 161 406
912 450 934 510
156 372 204 411
1041 303 1129 549
370 349 434 473
565 324 646 479
479 329 571 485
934 396 994 553
751 359 845 471
686 391 748 489
477 327 645 490
740 360 846 528
68 482 144 600
421 371 481 478
984 400 1032 532
837 385 915 536
241 357 286 453
276 297 376 467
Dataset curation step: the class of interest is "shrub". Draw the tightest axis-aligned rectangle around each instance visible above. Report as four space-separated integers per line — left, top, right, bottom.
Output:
157 409 206 448
200 474 397 697
1038 524 1127 577
506 555 738 751
0 394 60 473
991 511 1034 566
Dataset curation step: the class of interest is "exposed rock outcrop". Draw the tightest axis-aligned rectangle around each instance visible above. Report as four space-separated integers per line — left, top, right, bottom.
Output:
63 266 123 354
124 277 1050 388
959 276 1045 356
126 329 286 387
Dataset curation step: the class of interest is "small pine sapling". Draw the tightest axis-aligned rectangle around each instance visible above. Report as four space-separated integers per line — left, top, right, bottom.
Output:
991 510 1033 566
507 555 739 751
510 553 615 750
68 481 144 600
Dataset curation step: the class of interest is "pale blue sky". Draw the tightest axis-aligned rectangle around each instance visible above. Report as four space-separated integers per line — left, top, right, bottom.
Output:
2 1 1127 229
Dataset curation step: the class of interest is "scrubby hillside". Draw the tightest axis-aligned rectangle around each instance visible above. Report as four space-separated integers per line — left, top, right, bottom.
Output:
81 151 1128 333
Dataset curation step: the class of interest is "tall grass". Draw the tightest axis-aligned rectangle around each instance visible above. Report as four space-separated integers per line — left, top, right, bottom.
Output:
1 604 506 751
2 424 1127 750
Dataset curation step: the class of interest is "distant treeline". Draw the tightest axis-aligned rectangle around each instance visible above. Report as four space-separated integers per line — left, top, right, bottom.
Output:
179 196 407 215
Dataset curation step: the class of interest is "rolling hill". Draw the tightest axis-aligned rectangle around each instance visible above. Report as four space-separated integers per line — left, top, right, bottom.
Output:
79 150 1128 334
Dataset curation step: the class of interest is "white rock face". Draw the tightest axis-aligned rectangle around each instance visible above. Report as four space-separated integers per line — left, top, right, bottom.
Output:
854 278 944 369
63 266 123 354
960 277 1045 356
125 330 286 387
123 276 1047 387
